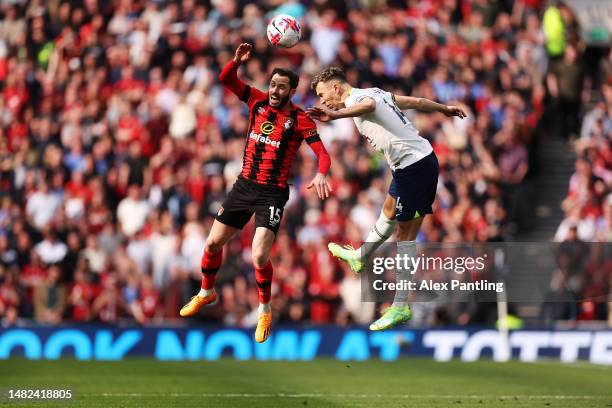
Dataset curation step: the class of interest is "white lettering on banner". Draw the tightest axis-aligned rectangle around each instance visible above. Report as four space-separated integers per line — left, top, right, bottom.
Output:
422 331 468 361
423 330 612 364
510 332 551 362
249 131 280 148
550 332 592 363
590 332 612 365
461 330 507 362
0 329 610 364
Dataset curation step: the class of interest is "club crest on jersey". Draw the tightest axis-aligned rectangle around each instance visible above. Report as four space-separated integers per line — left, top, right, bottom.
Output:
284 118 293 129
258 107 266 115
260 121 275 135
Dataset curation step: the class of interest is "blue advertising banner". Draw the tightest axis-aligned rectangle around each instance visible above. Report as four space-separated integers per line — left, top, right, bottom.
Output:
0 326 610 364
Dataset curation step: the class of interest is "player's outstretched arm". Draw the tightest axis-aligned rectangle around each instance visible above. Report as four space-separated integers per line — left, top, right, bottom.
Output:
393 95 467 118
307 98 376 122
304 128 332 199
218 43 252 98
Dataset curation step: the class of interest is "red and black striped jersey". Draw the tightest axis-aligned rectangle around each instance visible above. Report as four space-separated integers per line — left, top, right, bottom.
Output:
219 60 330 188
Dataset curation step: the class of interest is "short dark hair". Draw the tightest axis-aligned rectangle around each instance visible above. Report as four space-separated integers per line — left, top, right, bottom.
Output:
270 68 299 89
310 67 346 91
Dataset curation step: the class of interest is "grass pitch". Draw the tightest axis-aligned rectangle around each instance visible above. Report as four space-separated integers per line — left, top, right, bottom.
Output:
1 358 611 407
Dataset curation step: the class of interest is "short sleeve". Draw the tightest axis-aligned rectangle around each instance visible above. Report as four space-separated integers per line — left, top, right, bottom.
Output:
346 88 379 107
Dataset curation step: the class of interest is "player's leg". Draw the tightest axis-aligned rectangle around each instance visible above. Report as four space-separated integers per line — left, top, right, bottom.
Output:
369 216 422 331
328 192 397 273
251 226 276 343
179 220 240 317
251 189 288 343
370 152 439 331
198 220 240 297
180 179 254 317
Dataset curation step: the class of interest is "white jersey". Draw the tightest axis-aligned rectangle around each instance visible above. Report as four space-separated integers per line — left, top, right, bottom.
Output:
344 87 433 171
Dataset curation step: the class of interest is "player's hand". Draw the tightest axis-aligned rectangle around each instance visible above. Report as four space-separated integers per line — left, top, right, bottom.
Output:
233 43 252 64
307 106 338 122
444 105 467 118
307 172 332 199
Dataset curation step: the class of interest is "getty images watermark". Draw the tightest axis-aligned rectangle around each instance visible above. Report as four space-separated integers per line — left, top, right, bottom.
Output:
360 242 611 303
371 252 503 293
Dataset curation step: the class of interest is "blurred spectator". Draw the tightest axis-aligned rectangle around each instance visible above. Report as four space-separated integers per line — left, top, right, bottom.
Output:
547 44 586 140
0 270 20 326
117 185 150 237
92 272 123 324
26 181 61 229
68 268 96 322
338 269 375 325
33 266 66 324
34 230 68 265
150 211 178 289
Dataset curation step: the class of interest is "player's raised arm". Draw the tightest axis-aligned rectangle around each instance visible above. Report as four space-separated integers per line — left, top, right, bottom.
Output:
308 98 376 122
392 94 467 118
217 43 252 100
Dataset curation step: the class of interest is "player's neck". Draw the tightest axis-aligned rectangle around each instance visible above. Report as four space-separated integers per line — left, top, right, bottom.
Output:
339 84 352 104
273 101 293 111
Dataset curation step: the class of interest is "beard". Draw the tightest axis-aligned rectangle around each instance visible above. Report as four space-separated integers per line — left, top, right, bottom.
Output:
270 93 291 108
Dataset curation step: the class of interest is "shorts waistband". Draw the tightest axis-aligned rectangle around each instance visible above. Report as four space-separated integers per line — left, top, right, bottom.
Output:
238 175 289 191
393 151 436 172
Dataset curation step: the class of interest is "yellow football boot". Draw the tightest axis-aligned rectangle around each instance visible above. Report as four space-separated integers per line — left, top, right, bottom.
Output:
179 291 217 317
255 311 272 343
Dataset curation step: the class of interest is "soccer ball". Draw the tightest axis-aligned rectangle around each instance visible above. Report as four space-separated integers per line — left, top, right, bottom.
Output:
267 14 301 48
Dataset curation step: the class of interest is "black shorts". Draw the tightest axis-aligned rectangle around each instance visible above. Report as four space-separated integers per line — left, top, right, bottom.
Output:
216 176 290 234
388 151 439 221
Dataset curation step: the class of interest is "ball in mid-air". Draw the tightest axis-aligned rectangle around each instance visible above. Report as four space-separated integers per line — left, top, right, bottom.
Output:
267 14 301 48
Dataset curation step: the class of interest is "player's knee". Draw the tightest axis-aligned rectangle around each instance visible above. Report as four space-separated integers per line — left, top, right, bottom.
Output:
251 248 269 269
396 223 417 241
205 239 223 254
383 197 396 220
382 205 396 220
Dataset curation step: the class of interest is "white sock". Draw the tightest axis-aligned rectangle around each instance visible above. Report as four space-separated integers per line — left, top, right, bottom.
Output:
392 240 416 307
198 288 214 298
359 212 396 260
258 303 271 314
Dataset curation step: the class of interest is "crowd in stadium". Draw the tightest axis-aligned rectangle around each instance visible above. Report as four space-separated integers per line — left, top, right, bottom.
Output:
554 60 612 243
0 0 609 327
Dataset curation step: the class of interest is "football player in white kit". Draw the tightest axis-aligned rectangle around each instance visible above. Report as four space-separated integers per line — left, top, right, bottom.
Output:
309 67 466 331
